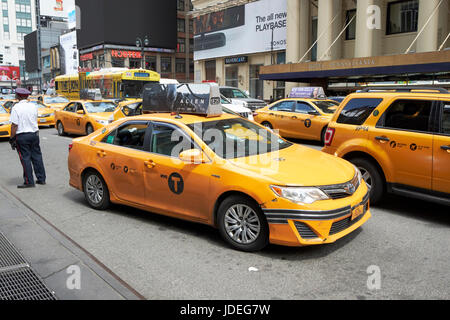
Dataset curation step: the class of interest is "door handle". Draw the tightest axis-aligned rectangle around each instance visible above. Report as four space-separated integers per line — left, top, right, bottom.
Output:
441 145 450 152
291 116 298 120
144 160 156 169
375 136 390 142
96 150 106 158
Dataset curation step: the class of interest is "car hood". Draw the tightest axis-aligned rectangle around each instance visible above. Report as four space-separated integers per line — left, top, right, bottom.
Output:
0 113 10 123
224 104 252 113
38 108 54 115
228 144 355 186
88 112 114 120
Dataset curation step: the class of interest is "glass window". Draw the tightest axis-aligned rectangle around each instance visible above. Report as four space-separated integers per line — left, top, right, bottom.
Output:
177 18 185 33
276 52 286 65
145 56 156 71
129 58 141 69
387 0 418 35
205 60 216 81
104 123 148 150
225 66 238 88
84 102 116 113
346 9 356 40
221 88 248 99
161 57 172 74
312 100 340 114
176 58 186 73
112 58 124 68
249 65 263 100
337 98 383 125
270 101 295 112
295 102 315 114
64 103 77 113
177 38 185 53
381 99 432 132
442 104 450 135
151 123 193 157
177 0 185 11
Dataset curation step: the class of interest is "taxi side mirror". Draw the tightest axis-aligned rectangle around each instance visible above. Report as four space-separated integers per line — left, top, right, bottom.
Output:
179 149 207 164
76 109 85 115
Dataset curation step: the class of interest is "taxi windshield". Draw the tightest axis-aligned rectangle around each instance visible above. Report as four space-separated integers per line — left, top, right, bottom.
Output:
44 96 69 104
85 102 116 113
312 100 339 114
189 118 292 159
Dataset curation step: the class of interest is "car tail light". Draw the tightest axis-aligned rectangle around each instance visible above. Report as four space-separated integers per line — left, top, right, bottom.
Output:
69 143 73 152
324 128 335 146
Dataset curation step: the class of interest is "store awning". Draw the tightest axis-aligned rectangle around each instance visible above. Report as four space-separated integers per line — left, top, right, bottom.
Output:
260 51 450 83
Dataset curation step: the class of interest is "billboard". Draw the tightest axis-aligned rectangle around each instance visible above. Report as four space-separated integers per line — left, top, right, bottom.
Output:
75 0 176 50
25 31 39 72
40 0 75 19
0 66 20 81
60 31 78 74
194 0 287 61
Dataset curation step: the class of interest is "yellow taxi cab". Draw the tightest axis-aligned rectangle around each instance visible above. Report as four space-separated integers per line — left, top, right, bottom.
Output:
254 98 339 142
322 86 450 206
36 95 70 111
30 100 57 127
0 99 17 113
67 83 370 252
55 100 116 136
0 104 11 138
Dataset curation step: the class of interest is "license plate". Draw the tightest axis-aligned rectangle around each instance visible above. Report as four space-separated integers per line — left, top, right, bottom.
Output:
351 205 365 221
39 119 47 123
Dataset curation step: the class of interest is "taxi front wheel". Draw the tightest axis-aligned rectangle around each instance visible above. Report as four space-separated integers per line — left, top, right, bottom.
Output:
217 195 269 252
83 171 110 210
57 121 66 136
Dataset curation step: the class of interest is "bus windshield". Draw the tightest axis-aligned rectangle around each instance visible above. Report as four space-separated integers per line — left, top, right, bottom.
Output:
122 80 149 98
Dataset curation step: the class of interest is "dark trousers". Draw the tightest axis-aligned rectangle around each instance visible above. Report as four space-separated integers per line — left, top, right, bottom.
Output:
16 132 46 185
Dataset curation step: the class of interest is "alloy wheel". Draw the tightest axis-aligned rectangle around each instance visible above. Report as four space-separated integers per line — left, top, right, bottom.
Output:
224 204 261 244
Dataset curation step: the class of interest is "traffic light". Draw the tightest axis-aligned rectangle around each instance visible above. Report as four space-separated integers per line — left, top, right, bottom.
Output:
0 54 3 64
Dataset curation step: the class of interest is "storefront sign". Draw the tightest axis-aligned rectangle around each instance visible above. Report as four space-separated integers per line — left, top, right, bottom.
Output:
225 56 248 64
80 53 93 61
111 50 142 59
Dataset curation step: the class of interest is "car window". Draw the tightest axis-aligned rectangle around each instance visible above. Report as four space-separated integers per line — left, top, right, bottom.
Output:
0 105 6 114
295 102 315 114
270 101 294 112
337 98 383 125
220 89 233 98
64 103 76 112
122 103 143 117
84 102 116 113
230 89 248 98
312 100 339 114
151 122 195 157
103 123 149 150
381 99 432 133
441 104 450 135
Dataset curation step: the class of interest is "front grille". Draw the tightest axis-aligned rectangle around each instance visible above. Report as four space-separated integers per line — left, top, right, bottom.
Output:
0 131 9 136
293 222 318 239
0 232 56 300
329 205 368 236
320 174 361 200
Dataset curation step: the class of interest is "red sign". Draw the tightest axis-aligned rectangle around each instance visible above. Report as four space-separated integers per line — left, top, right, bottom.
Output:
111 50 142 59
80 53 93 61
0 66 20 81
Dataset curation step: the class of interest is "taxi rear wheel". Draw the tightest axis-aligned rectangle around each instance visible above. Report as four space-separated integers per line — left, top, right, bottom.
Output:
86 123 94 135
320 127 327 144
83 171 110 210
350 158 384 205
57 121 66 136
217 196 269 252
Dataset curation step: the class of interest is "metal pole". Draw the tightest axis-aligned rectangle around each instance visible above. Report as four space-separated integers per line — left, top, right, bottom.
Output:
271 27 274 64
36 0 43 93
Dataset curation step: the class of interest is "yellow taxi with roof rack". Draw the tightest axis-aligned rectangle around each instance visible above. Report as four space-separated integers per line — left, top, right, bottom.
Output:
67 83 370 252
254 87 340 142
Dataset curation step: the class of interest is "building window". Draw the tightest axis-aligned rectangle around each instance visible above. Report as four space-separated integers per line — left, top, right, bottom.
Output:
276 52 286 65
189 19 193 34
3 31 9 40
177 38 185 53
345 9 356 40
145 56 156 71
225 66 239 88
112 58 124 68
387 0 419 35
177 18 185 33
189 38 194 53
161 57 172 74
2 2 7 10
249 65 263 100
177 0 185 11
176 58 186 73
205 60 216 81
130 58 141 69
2 16 8 25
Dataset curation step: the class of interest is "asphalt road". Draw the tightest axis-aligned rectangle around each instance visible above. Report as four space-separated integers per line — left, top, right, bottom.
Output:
0 127 449 300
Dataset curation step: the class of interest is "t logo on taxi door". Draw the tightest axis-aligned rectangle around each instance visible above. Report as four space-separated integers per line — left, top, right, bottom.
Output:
168 173 184 195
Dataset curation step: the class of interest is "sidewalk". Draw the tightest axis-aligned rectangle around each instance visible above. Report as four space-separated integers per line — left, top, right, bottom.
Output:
0 184 144 300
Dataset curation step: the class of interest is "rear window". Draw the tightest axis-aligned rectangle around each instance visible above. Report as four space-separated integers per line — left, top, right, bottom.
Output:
337 98 383 125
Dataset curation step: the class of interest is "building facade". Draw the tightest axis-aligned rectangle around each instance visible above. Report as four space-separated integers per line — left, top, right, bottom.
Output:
262 0 450 94
78 0 194 83
192 0 288 101
1 0 36 79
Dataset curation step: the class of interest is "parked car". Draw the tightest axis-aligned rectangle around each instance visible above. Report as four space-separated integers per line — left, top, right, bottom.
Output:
219 86 267 111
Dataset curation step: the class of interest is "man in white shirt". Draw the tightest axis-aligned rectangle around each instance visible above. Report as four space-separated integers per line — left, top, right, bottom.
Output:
9 88 47 189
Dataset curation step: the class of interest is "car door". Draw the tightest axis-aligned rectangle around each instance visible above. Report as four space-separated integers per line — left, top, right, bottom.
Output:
432 101 450 194
376 98 434 191
72 103 87 134
142 121 212 222
96 121 151 204
265 101 295 136
60 102 77 132
287 101 321 139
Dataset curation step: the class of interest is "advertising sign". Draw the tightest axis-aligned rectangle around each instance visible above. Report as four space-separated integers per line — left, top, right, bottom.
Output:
40 0 75 19
289 87 326 99
60 31 79 74
0 66 20 81
194 0 287 61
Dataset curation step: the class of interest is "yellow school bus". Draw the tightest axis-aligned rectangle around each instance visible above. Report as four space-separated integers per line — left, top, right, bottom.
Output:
54 68 160 100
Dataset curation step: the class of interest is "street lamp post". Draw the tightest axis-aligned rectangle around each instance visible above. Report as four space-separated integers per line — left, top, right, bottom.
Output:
136 36 150 69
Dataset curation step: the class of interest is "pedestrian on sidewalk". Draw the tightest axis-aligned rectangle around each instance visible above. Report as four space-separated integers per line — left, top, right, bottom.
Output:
9 88 46 189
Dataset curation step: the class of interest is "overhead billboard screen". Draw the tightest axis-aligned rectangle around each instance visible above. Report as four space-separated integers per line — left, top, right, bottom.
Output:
194 0 287 60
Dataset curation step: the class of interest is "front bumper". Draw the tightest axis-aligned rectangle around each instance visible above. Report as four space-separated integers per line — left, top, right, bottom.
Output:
265 187 371 246
38 115 55 126
0 123 11 138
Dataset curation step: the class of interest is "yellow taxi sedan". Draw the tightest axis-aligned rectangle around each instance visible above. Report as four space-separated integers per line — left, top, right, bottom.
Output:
31 100 57 127
67 112 371 252
254 98 339 142
55 100 116 136
0 104 11 138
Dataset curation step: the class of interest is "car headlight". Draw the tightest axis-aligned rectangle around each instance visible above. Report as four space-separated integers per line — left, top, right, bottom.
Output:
95 120 109 125
39 113 54 118
270 186 329 204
